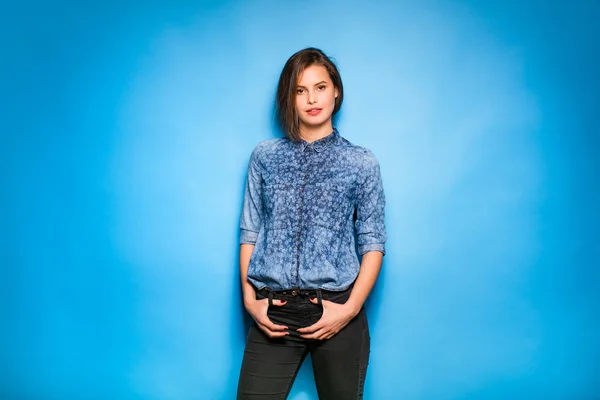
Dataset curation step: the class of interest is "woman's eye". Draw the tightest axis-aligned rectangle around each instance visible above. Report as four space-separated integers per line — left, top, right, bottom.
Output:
297 89 305 94
318 85 326 90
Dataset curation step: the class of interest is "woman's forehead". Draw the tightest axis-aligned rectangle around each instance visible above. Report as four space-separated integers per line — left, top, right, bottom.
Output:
297 65 330 85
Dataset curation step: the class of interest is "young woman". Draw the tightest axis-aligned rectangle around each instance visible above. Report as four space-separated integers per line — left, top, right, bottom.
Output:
236 47 387 400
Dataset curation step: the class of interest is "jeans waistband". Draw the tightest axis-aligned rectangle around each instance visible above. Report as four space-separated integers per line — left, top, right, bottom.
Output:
257 284 353 296
257 283 354 307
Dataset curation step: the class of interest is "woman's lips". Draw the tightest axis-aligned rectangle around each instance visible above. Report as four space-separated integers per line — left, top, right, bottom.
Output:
307 108 322 116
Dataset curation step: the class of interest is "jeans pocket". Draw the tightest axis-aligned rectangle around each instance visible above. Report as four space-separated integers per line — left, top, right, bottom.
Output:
266 303 289 327
325 289 352 305
255 289 266 301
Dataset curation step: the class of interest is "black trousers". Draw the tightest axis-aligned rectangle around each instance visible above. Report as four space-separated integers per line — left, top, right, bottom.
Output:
237 284 370 399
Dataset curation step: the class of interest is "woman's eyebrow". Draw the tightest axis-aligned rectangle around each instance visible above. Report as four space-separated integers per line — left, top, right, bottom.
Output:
296 81 327 88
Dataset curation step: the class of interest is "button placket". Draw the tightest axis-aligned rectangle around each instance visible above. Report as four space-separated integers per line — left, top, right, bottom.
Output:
292 146 312 287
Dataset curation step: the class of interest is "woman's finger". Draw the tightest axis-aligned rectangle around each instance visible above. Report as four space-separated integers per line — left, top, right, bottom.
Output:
259 316 288 332
271 299 287 307
309 298 332 307
300 327 328 340
258 323 289 338
297 319 326 334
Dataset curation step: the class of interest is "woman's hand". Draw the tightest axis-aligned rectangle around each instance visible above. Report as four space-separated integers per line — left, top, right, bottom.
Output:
244 297 289 338
297 298 359 340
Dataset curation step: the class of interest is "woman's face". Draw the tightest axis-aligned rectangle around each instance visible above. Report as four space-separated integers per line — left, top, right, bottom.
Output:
295 64 339 134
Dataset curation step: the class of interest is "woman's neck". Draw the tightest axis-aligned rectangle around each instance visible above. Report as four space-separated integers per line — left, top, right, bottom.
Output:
299 122 334 143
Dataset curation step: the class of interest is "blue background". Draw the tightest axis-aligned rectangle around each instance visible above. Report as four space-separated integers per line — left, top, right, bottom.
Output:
1 0 598 399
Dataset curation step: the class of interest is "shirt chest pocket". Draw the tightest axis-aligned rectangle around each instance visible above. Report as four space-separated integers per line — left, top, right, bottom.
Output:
304 182 351 231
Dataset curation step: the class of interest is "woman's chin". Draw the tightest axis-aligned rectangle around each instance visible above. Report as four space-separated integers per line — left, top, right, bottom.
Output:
300 117 333 130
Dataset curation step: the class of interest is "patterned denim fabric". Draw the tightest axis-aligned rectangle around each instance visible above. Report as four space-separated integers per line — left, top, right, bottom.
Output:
240 127 387 291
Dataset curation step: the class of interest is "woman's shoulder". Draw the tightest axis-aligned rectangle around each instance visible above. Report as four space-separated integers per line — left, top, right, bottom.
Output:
248 137 290 162
336 135 380 166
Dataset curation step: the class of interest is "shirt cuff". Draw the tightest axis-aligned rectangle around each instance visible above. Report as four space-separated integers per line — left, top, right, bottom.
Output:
358 243 385 256
240 229 258 245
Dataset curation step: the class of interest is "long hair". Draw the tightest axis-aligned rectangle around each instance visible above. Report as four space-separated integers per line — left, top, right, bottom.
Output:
275 47 344 142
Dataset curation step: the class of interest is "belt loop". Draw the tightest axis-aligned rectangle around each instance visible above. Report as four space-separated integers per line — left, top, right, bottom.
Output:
268 289 273 307
316 288 323 307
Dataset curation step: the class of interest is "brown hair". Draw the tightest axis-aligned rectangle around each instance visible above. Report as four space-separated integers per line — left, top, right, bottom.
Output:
275 47 344 142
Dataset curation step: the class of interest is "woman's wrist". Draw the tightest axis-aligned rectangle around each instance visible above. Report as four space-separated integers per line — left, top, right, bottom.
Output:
243 293 256 308
242 281 257 307
344 298 362 318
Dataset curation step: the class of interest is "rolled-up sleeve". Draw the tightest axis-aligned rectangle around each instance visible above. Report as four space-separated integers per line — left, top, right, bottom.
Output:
355 150 387 255
240 145 264 245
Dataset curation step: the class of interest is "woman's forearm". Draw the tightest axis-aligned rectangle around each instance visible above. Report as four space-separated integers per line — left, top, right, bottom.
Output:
240 244 257 305
345 251 383 316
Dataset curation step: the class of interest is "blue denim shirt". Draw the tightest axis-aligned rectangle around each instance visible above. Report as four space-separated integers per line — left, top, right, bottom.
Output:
240 127 387 291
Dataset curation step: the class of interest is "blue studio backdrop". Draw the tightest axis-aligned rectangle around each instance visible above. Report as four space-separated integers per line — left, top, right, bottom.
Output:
1 1 599 399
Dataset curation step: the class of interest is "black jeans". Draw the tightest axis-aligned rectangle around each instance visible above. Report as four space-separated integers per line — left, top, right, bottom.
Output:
237 284 370 399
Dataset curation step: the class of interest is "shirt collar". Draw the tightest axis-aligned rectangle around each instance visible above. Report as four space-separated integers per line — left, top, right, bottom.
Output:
297 127 340 153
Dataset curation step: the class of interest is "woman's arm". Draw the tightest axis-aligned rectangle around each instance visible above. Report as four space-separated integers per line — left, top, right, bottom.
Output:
240 244 258 305
239 146 289 337
240 244 289 337
345 250 383 316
